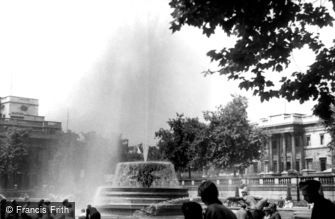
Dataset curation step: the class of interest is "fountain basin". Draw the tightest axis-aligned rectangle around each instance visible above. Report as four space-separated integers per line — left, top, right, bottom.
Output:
93 161 189 216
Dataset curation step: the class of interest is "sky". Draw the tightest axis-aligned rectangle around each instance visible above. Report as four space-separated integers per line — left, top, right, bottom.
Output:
0 0 333 145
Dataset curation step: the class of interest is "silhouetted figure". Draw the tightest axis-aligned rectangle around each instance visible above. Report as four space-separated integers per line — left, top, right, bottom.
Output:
37 199 45 219
85 205 91 219
7 200 19 219
61 199 74 219
1 199 7 219
86 205 100 219
299 180 335 219
198 180 237 219
182 201 203 219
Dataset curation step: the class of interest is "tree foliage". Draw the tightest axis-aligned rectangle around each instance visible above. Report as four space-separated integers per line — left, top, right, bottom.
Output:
204 95 267 170
327 116 335 150
155 114 208 171
0 128 29 175
155 96 267 172
170 0 335 122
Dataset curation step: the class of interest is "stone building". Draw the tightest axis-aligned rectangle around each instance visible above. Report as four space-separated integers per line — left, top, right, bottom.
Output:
0 96 62 189
248 113 334 175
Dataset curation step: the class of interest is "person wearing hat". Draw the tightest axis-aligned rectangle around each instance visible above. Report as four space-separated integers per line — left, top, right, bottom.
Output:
263 203 281 219
299 180 335 219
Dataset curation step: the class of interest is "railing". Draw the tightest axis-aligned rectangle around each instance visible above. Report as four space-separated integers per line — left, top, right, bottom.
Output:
262 178 275 185
179 173 335 187
0 118 61 130
248 178 260 185
0 118 62 137
319 176 334 184
279 177 291 185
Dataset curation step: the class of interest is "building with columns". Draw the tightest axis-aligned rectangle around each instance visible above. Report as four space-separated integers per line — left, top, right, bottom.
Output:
0 96 62 189
252 113 334 175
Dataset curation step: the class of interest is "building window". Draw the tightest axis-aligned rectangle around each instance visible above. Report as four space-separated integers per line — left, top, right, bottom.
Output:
264 161 269 173
286 137 291 152
280 162 284 172
286 162 291 171
273 161 277 172
253 162 258 173
296 160 300 171
306 135 311 146
320 158 327 171
320 134 324 145
306 158 313 170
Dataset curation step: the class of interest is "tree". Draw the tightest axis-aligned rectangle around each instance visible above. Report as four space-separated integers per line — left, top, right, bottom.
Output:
147 146 163 161
203 95 267 172
170 0 335 123
327 116 335 151
0 128 29 187
155 113 207 172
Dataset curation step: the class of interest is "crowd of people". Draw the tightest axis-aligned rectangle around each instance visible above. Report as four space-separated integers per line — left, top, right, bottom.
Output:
2 179 335 219
182 179 335 219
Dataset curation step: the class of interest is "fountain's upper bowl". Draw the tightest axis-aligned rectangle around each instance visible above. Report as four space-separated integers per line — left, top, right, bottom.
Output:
112 161 180 188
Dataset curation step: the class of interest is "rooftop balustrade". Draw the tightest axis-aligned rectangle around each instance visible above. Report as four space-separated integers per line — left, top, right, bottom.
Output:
0 118 62 138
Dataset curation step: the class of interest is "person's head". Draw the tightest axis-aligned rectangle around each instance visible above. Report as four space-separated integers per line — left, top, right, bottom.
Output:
181 201 203 219
263 203 277 214
299 180 322 203
62 199 69 207
198 181 220 205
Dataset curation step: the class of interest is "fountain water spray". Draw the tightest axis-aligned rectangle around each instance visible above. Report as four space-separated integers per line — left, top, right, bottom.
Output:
142 144 149 162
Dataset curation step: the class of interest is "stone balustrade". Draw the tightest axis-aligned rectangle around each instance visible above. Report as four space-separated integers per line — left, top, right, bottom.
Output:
179 173 335 200
180 173 335 186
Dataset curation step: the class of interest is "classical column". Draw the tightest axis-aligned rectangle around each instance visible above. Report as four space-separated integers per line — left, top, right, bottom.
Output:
291 133 296 171
282 133 287 171
268 135 273 172
277 136 281 173
300 135 305 169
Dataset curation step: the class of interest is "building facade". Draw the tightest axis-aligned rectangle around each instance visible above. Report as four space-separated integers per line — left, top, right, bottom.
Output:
0 96 62 189
249 113 334 175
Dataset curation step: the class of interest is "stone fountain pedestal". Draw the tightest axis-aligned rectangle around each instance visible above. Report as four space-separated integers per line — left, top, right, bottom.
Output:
93 161 189 216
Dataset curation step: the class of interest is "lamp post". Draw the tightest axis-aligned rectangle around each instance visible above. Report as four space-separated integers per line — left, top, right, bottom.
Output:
296 175 300 201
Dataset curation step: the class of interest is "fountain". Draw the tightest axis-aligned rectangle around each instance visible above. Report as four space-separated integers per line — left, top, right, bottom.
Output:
93 160 189 217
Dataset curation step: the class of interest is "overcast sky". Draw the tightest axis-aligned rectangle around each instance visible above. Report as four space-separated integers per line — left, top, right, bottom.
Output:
1 0 332 145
